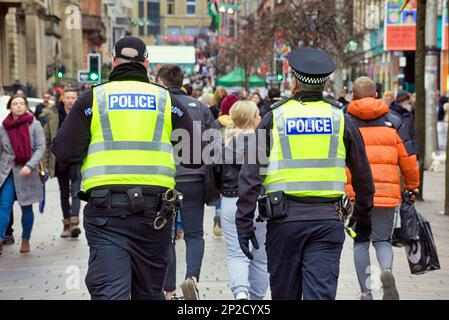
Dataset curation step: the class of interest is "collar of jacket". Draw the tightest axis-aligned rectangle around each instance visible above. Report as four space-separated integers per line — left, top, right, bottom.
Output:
168 87 187 96
390 101 414 116
108 62 149 83
293 91 324 103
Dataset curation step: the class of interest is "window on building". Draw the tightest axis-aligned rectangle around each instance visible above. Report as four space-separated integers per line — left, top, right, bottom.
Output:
138 0 144 35
167 26 182 36
167 0 175 15
147 1 160 37
186 0 195 15
184 27 198 36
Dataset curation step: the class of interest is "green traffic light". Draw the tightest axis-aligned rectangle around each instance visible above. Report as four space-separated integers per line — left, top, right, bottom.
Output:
277 74 283 81
89 73 99 81
57 72 63 78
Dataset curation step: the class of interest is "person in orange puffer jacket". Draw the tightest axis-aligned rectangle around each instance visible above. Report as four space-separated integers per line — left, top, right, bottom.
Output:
346 77 420 301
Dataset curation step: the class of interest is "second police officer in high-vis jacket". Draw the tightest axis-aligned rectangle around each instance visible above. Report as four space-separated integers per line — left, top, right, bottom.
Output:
236 47 375 300
52 36 199 300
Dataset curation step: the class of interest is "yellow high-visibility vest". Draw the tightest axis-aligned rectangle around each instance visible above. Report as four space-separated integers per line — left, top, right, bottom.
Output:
263 99 347 198
81 81 175 191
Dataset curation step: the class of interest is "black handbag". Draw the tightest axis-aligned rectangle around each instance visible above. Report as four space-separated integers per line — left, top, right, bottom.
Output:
391 192 420 247
405 211 441 275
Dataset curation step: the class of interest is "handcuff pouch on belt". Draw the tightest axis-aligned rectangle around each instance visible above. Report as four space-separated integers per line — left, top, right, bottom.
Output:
90 189 111 209
153 189 184 230
126 187 145 214
257 191 289 222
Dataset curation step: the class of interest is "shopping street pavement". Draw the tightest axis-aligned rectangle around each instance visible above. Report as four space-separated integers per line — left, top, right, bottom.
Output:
0 170 448 300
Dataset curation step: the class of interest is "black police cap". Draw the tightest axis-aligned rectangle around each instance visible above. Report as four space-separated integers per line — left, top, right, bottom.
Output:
288 47 336 84
113 36 149 62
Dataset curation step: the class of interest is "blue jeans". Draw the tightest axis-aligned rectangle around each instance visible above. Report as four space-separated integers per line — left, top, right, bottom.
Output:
0 173 34 240
164 181 205 291
221 197 269 300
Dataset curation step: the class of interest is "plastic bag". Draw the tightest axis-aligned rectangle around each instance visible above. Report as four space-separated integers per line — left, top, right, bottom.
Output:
391 192 420 247
405 212 441 275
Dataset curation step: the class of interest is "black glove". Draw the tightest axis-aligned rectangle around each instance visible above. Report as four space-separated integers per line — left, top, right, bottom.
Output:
238 230 259 260
354 222 372 243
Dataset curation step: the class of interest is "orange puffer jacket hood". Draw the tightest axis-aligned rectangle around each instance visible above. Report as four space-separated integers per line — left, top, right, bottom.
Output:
346 98 420 207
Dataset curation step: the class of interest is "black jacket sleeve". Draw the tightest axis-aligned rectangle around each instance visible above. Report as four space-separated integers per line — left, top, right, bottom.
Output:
343 115 375 225
51 91 93 166
170 102 202 169
235 113 272 235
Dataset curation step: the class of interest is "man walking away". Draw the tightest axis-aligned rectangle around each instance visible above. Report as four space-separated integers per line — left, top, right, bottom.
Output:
347 77 420 300
157 64 215 300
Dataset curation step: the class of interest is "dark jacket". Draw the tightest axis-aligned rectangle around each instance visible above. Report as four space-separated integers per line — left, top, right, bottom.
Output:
51 63 199 195
260 98 283 118
235 91 375 235
389 101 418 155
213 133 251 197
169 87 214 183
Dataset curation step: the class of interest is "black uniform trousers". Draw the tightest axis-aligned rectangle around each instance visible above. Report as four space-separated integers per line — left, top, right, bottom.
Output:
266 219 345 300
83 202 172 300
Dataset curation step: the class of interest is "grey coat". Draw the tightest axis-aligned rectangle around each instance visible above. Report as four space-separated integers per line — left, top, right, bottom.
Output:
0 120 45 206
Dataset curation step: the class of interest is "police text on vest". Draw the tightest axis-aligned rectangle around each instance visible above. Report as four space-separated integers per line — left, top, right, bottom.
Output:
286 117 333 135
108 94 157 110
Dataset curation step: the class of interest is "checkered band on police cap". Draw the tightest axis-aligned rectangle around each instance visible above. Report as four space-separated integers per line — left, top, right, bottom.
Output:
292 69 330 85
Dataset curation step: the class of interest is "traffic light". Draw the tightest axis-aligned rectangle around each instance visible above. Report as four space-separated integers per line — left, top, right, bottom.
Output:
275 60 284 81
88 53 101 83
56 65 65 78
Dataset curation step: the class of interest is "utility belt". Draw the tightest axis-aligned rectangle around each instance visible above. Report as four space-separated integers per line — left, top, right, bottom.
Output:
256 191 357 239
79 187 184 232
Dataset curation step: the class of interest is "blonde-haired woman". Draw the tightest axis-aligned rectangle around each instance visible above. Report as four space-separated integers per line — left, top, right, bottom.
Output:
214 100 269 300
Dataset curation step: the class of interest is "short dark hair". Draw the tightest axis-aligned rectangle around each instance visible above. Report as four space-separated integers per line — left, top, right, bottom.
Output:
157 64 184 88
64 84 79 95
268 88 281 99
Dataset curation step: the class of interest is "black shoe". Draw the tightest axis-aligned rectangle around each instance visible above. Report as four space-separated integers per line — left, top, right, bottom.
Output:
381 271 399 300
181 277 200 300
4 234 15 245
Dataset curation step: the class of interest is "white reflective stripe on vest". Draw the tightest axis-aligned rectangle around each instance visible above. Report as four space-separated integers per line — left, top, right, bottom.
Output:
87 141 173 155
328 107 342 158
265 181 347 192
153 88 168 142
94 85 113 141
268 158 346 171
273 107 293 159
83 165 176 180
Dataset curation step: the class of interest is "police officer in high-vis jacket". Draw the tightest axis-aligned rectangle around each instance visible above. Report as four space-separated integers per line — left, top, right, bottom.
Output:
236 47 375 300
52 36 199 300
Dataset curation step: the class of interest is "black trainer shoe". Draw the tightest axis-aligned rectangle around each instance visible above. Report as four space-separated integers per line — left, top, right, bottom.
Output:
181 277 200 300
381 271 400 300
4 234 15 245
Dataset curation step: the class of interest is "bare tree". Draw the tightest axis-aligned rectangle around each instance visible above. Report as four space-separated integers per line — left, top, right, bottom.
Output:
219 13 276 91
